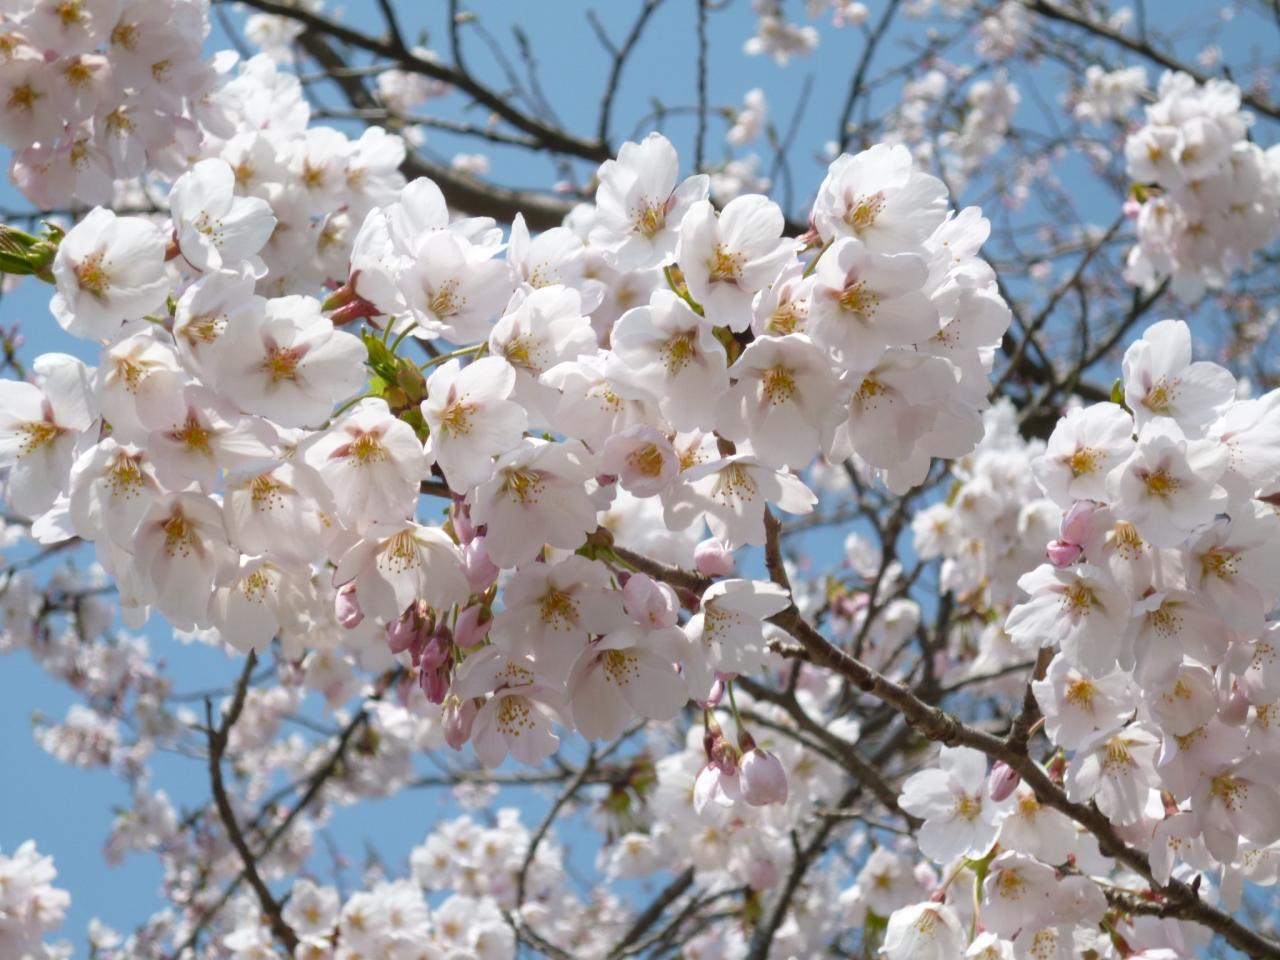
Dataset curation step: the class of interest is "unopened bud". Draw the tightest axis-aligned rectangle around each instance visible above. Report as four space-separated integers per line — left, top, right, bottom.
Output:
443 696 477 750
417 624 452 673
420 664 451 704
454 603 493 648
747 857 778 890
451 498 477 545
386 600 432 654
739 748 788 806
335 581 364 629
1046 539 1083 567
987 761 1021 802
696 676 726 709
1058 500 1096 545
694 538 736 577
462 537 499 592
622 573 680 629
1221 685 1251 726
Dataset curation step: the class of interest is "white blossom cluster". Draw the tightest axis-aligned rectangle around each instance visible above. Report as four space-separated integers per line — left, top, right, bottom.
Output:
4 0 1280 956
0 842 71 960
1125 71 1280 301
876 318 1280 958
0 0 222 210
0 41 1014 788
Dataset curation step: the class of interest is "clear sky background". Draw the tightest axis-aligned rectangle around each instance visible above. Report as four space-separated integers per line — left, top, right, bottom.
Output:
0 0 1276 949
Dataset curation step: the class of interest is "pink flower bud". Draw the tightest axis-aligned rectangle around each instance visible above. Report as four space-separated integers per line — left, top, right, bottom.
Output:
420 665 450 704
418 625 452 673
335 581 363 629
747 857 778 890
695 676 726 709
694 538 736 577
1221 685 1251 726
693 763 741 820
622 573 680 629
1058 500 1096 545
443 696 477 750
1122 198 1142 218
454 603 493 648
386 600 432 654
1046 539 1084 567
987 761 1021 802
739 748 788 806
451 498 477 544
461 537 499 593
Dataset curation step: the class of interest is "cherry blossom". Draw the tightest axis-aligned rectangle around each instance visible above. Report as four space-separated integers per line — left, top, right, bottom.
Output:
50 207 170 339
898 745 1010 861
421 356 527 494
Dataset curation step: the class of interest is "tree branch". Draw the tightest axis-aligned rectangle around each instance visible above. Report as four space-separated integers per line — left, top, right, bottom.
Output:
203 653 299 955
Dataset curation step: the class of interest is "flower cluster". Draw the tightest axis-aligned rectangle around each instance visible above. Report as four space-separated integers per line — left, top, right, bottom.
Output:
0 841 71 960
2 0 220 210
1125 71 1280 301
876 317 1280 957
0 57 1012 802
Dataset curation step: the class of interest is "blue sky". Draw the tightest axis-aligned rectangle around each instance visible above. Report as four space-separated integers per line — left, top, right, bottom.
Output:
0 0 1277 949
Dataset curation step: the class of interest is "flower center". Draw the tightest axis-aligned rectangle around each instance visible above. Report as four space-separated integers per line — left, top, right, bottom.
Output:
1066 446 1099 476
951 793 981 821
107 454 144 497
250 474 285 509
762 366 797 405
496 694 534 736
7 82 38 113
660 332 697 374
501 468 544 505
56 0 85 25
855 376 886 403
1065 678 1095 709
440 400 476 437
710 463 757 506
996 871 1025 900
844 191 886 233
766 302 805 336
174 415 211 454
1201 547 1239 580
1149 604 1180 637
262 345 304 383
347 433 387 464
64 58 94 88
428 281 461 318
182 313 225 346
16 420 60 457
539 588 579 628
378 531 421 575
75 252 110 299
1102 738 1135 771
627 443 667 478
1113 521 1143 558
602 649 639 685
1143 376 1178 414
707 245 744 283
163 513 197 557
633 201 665 238
241 569 270 602
1061 582 1093 617
1142 467 1180 498
111 21 138 49
838 278 880 319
